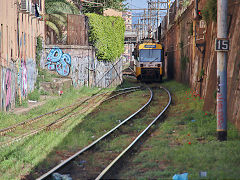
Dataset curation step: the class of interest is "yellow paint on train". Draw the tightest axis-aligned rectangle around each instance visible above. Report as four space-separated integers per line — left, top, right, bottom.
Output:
136 67 141 77
139 43 163 50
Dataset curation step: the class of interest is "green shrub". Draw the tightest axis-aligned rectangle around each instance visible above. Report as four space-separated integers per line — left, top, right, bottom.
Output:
202 0 217 22
40 90 49 96
15 96 28 108
86 13 125 61
28 89 40 101
181 56 189 71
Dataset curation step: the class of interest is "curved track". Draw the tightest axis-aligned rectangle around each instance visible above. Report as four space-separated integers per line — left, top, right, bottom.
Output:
37 86 171 180
96 87 171 179
0 87 141 148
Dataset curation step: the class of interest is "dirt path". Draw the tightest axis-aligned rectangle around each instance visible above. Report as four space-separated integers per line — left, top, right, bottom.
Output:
10 95 58 115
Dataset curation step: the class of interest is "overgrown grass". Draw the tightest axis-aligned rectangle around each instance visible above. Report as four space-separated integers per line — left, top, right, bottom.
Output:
0 86 100 129
116 80 240 179
0 81 143 179
28 89 40 101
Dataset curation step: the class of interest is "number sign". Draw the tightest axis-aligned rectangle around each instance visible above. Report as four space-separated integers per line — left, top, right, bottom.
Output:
215 38 229 51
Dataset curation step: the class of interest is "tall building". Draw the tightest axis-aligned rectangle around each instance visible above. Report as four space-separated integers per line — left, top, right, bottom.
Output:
122 11 132 31
122 11 136 63
0 0 45 111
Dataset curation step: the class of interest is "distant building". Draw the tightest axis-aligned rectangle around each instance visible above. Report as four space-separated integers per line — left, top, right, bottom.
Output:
0 0 45 111
103 8 123 17
122 11 135 63
122 11 132 31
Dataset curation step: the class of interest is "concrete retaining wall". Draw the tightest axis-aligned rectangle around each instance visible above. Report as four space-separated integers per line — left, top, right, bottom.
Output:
162 0 240 129
43 45 123 88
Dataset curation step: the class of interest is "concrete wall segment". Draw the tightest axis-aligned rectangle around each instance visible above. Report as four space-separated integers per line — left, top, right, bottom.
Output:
44 45 123 88
0 0 45 111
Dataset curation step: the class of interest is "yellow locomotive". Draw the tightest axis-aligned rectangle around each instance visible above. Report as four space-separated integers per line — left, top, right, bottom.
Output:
133 39 164 82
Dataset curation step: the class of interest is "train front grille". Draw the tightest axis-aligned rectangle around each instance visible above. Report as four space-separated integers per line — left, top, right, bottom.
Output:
141 68 161 80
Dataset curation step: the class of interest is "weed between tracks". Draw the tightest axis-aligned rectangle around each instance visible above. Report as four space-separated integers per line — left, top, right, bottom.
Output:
115 80 240 179
52 87 168 179
0 86 112 179
35 89 150 179
0 80 148 179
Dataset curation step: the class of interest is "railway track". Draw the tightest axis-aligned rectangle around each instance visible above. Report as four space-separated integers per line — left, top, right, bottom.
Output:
0 86 141 148
37 86 171 180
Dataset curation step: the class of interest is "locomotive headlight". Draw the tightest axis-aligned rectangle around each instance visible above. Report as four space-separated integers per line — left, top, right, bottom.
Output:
156 62 162 67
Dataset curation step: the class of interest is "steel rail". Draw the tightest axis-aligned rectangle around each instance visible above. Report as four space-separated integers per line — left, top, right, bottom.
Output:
0 87 142 148
95 87 171 180
37 87 153 180
103 88 143 102
0 95 105 148
0 86 141 136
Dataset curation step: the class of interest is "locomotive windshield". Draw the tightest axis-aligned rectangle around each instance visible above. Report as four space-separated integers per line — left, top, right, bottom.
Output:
139 49 161 62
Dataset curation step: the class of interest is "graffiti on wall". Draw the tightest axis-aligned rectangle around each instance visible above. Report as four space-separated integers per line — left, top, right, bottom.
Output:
1 67 16 111
46 48 71 76
71 55 123 88
18 59 28 97
26 59 37 92
5 70 11 110
71 56 89 87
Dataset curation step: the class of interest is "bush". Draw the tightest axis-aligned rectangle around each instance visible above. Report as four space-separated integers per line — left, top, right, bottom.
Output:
28 89 40 101
86 13 125 61
202 0 217 22
15 96 28 108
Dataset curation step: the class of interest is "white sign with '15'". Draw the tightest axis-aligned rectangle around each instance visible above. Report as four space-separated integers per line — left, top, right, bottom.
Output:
215 38 229 51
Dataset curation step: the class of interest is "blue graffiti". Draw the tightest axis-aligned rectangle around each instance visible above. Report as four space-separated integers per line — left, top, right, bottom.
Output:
46 48 71 76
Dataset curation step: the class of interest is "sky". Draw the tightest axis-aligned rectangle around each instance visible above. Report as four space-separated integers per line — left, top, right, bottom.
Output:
123 0 174 25
124 0 150 24
124 0 148 9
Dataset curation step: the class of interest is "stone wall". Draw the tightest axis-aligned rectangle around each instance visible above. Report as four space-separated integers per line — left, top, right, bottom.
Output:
162 0 240 129
43 45 123 88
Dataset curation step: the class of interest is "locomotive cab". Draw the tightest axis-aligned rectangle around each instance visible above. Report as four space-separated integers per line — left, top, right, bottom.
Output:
135 42 164 82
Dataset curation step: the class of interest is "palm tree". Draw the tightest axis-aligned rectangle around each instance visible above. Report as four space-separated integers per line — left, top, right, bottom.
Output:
71 0 126 14
45 0 80 43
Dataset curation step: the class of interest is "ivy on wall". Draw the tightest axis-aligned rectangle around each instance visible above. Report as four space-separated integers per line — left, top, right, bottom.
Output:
202 0 217 23
86 13 125 62
36 36 43 71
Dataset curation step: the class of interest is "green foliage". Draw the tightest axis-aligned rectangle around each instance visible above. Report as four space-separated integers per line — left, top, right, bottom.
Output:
45 0 80 15
45 0 80 41
202 0 217 22
28 89 40 101
40 89 49 96
199 68 204 77
36 69 59 90
86 13 125 61
80 0 126 14
115 80 240 180
15 96 28 108
36 36 42 69
181 56 189 71
189 22 193 36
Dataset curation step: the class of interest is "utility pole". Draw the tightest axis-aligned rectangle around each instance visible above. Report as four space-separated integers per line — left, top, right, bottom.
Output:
216 0 229 141
130 0 168 42
167 0 170 27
